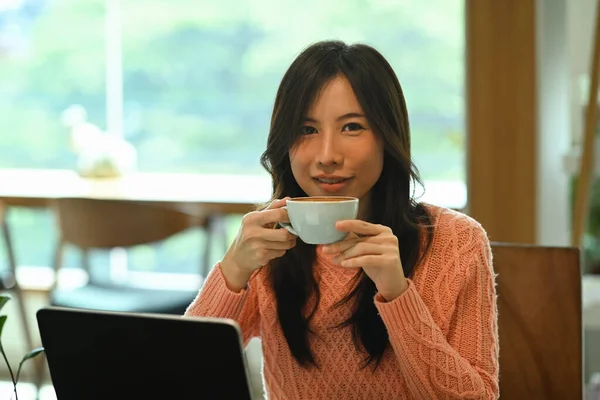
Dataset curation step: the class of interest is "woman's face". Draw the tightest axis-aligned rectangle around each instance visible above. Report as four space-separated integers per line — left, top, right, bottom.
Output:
289 75 384 215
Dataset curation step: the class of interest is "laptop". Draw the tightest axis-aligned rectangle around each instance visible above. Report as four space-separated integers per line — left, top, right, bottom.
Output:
36 307 255 400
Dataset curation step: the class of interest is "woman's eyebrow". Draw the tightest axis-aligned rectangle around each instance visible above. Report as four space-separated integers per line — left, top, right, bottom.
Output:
303 112 366 123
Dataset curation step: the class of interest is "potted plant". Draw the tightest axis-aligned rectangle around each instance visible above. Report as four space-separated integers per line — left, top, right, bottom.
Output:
0 295 44 400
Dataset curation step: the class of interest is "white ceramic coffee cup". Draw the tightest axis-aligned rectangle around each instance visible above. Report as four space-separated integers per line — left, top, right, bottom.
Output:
279 196 359 245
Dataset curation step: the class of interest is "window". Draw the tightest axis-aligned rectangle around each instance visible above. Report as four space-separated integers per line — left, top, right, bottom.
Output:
0 0 465 281
119 0 465 179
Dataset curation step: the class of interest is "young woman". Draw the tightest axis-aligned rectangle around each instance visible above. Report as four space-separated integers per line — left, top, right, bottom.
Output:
186 40 499 399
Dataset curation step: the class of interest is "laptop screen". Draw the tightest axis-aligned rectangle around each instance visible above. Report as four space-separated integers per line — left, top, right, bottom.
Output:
37 307 254 400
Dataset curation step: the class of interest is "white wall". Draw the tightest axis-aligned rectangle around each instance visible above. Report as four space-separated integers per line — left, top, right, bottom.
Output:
536 0 598 246
536 0 571 246
568 0 597 146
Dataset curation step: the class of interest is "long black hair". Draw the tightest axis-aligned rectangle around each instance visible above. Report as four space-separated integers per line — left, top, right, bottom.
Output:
259 40 434 369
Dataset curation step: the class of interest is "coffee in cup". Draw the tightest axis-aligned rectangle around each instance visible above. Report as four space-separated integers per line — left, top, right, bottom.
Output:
279 196 359 244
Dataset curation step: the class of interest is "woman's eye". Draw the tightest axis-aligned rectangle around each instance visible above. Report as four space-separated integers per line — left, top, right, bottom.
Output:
342 122 364 132
300 126 317 135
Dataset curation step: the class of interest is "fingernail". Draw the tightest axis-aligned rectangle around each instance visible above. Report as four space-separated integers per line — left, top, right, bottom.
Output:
333 256 339 263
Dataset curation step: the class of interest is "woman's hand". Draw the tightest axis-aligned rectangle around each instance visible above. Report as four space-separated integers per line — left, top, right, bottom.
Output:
322 220 408 301
221 198 297 292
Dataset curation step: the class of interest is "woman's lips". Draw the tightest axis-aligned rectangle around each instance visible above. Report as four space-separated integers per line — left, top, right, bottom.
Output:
313 177 352 193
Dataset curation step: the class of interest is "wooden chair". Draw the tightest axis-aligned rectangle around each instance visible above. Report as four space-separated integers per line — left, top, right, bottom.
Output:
49 198 223 315
492 243 583 399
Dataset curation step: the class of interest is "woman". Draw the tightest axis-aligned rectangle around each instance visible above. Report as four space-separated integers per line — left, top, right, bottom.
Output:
185 40 499 399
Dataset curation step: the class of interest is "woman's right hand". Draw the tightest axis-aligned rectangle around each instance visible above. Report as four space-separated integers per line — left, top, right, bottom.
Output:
220 198 297 292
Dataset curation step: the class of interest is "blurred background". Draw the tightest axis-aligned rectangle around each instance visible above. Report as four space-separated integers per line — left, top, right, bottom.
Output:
0 0 465 277
1 0 600 398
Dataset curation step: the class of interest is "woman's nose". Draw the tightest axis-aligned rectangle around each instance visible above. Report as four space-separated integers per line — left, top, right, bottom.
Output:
316 132 343 166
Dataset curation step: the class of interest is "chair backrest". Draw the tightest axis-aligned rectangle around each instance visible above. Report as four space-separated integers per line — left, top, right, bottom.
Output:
50 198 209 249
492 242 582 399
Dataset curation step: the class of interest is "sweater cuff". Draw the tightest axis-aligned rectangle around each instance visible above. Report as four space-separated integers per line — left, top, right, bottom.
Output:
374 279 431 326
185 262 249 319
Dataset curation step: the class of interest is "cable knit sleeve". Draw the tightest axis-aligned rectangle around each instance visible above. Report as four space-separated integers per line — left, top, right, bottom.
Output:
184 262 260 345
374 222 499 400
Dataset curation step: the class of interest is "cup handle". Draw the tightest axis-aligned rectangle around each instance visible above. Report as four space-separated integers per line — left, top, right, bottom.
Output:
277 221 298 236
277 206 298 235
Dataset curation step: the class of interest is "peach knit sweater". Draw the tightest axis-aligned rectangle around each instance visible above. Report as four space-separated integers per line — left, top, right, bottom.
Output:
185 205 499 399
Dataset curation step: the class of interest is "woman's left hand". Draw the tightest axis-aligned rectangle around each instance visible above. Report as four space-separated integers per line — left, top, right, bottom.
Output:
322 220 408 301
